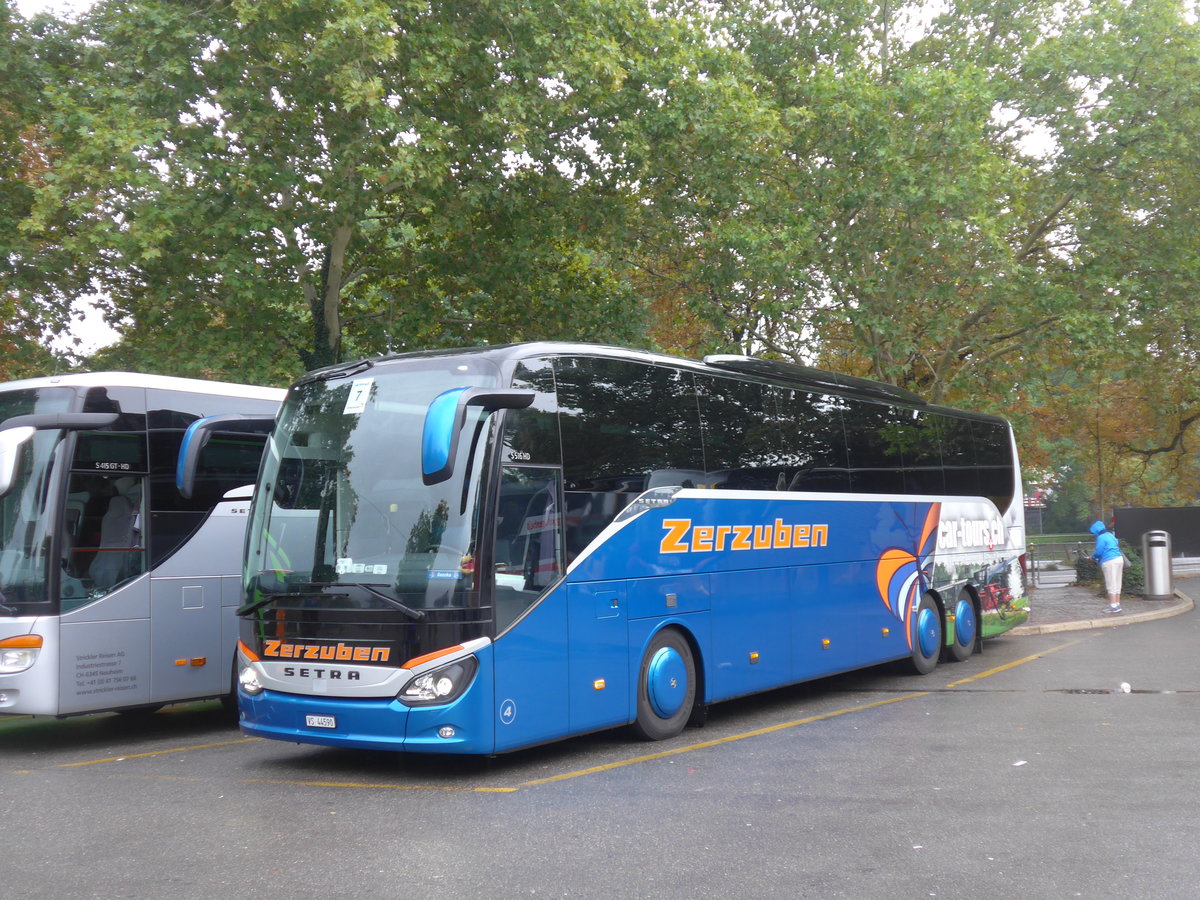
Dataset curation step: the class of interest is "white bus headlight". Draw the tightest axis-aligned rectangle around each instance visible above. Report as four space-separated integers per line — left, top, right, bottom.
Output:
0 635 42 674
0 648 38 673
398 656 478 707
238 665 264 695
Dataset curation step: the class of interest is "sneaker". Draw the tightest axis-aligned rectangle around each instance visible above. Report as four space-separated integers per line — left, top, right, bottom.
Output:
1106 605 1123 614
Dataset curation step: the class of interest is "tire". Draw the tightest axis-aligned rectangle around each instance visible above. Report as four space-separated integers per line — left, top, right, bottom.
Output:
632 629 697 741
948 590 977 662
220 657 240 722
909 593 942 675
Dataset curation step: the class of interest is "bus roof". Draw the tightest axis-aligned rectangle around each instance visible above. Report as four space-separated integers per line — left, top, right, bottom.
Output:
0 371 286 402
309 342 1009 425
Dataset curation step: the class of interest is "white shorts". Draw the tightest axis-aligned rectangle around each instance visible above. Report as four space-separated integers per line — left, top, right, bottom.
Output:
1101 556 1124 595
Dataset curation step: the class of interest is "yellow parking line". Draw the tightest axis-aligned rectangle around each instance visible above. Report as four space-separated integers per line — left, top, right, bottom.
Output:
57 737 261 767
519 693 930 788
240 778 516 793
943 637 1089 687
50 640 1086 789
522 640 1092 788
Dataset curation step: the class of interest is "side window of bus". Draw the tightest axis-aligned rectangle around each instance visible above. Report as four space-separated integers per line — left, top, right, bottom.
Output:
842 401 908 493
502 359 560 466
494 466 564 632
973 420 1014 512
557 357 703 550
146 429 269 568
900 409 946 495
145 389 277 567
697 376 783 490
940 415 982 497
61 472 148 610
774 387 852 492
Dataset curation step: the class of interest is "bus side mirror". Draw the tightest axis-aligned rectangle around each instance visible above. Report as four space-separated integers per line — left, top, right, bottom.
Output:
176 413 277 499
422 388 535 486
0 426 36 498
0 412 118 499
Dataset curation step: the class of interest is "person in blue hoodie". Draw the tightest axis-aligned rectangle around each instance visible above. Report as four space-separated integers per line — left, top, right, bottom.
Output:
1090 520 1124 613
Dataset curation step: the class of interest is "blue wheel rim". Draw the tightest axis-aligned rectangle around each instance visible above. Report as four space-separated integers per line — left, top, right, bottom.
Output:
954 598 976 647
916 606 940 658
646 646 688 718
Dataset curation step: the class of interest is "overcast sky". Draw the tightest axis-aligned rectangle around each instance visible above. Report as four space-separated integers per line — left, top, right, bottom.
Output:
15 0 94 17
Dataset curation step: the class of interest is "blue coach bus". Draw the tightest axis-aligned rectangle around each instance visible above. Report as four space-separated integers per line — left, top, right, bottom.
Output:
232 343 1026 753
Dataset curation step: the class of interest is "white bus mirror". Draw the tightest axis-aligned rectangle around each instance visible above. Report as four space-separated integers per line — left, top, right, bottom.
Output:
0 425 36 499
0 412 118 499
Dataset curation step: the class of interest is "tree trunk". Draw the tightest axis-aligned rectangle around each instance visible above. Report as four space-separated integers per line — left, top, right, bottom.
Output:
300 224 353 371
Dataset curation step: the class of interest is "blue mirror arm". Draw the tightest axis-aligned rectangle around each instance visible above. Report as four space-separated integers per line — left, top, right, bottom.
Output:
421 389 535 486
176 413 276 499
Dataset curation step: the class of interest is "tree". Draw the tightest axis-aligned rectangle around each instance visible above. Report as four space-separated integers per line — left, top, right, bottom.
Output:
19 0 679 382
627 0 1200 415
1 2 75 379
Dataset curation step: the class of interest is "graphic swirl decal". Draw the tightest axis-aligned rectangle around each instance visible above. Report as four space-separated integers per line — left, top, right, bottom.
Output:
875 504 941 649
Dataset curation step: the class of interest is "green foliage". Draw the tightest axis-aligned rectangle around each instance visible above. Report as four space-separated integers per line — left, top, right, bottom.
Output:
15 0 673 381
7 0 1200 514
1 4 79 358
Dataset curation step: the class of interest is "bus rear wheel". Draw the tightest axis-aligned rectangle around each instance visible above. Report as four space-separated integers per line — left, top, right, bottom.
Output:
948 590 977 662
633 629 696 741
909 594 942 675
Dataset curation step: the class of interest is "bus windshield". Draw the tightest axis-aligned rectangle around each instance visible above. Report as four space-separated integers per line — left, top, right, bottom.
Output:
245 360 501 612
0 388 73 611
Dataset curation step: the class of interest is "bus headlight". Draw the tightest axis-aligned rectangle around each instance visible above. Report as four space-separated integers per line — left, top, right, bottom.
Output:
0 635 42 674
238 665 264 695
398 656 478 707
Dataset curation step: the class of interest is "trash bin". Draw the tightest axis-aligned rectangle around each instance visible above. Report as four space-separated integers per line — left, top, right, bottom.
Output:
1142 530 1174 601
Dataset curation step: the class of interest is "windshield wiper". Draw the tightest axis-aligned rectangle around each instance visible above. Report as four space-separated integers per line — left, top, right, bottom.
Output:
236 589 350 617
295 358 374 386
353 583 427 621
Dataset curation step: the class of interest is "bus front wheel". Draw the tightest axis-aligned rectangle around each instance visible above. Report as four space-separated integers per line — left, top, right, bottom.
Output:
633 629 696 741
909 594 942 675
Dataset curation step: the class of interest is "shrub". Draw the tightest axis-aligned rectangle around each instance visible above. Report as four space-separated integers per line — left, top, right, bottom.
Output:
1075 541 1144 596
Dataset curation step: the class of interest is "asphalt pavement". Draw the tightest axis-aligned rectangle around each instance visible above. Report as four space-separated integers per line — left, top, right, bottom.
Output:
1013 560 1198 635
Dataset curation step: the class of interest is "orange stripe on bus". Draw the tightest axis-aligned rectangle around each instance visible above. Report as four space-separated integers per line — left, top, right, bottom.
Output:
0 634 43 649
402 645 465 670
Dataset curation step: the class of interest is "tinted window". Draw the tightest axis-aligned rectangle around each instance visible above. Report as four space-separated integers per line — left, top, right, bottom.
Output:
72 431 149 474
774 388 851 492
493 466 564 631
900 409 946 495
940 415 981 497
842 401 908 493
146 428 270 566
557 357 703 492
60 472 147 610
556 357 703 559
146 388 278 428
501 359 561 467
973 420 1014 512
697 376 783 490
81 386 147 432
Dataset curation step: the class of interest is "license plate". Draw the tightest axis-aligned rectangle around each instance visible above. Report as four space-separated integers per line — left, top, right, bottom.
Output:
305 714 336 729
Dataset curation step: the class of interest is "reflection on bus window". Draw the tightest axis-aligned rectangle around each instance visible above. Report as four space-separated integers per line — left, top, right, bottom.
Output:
493 466 563 632
61 473 148 610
